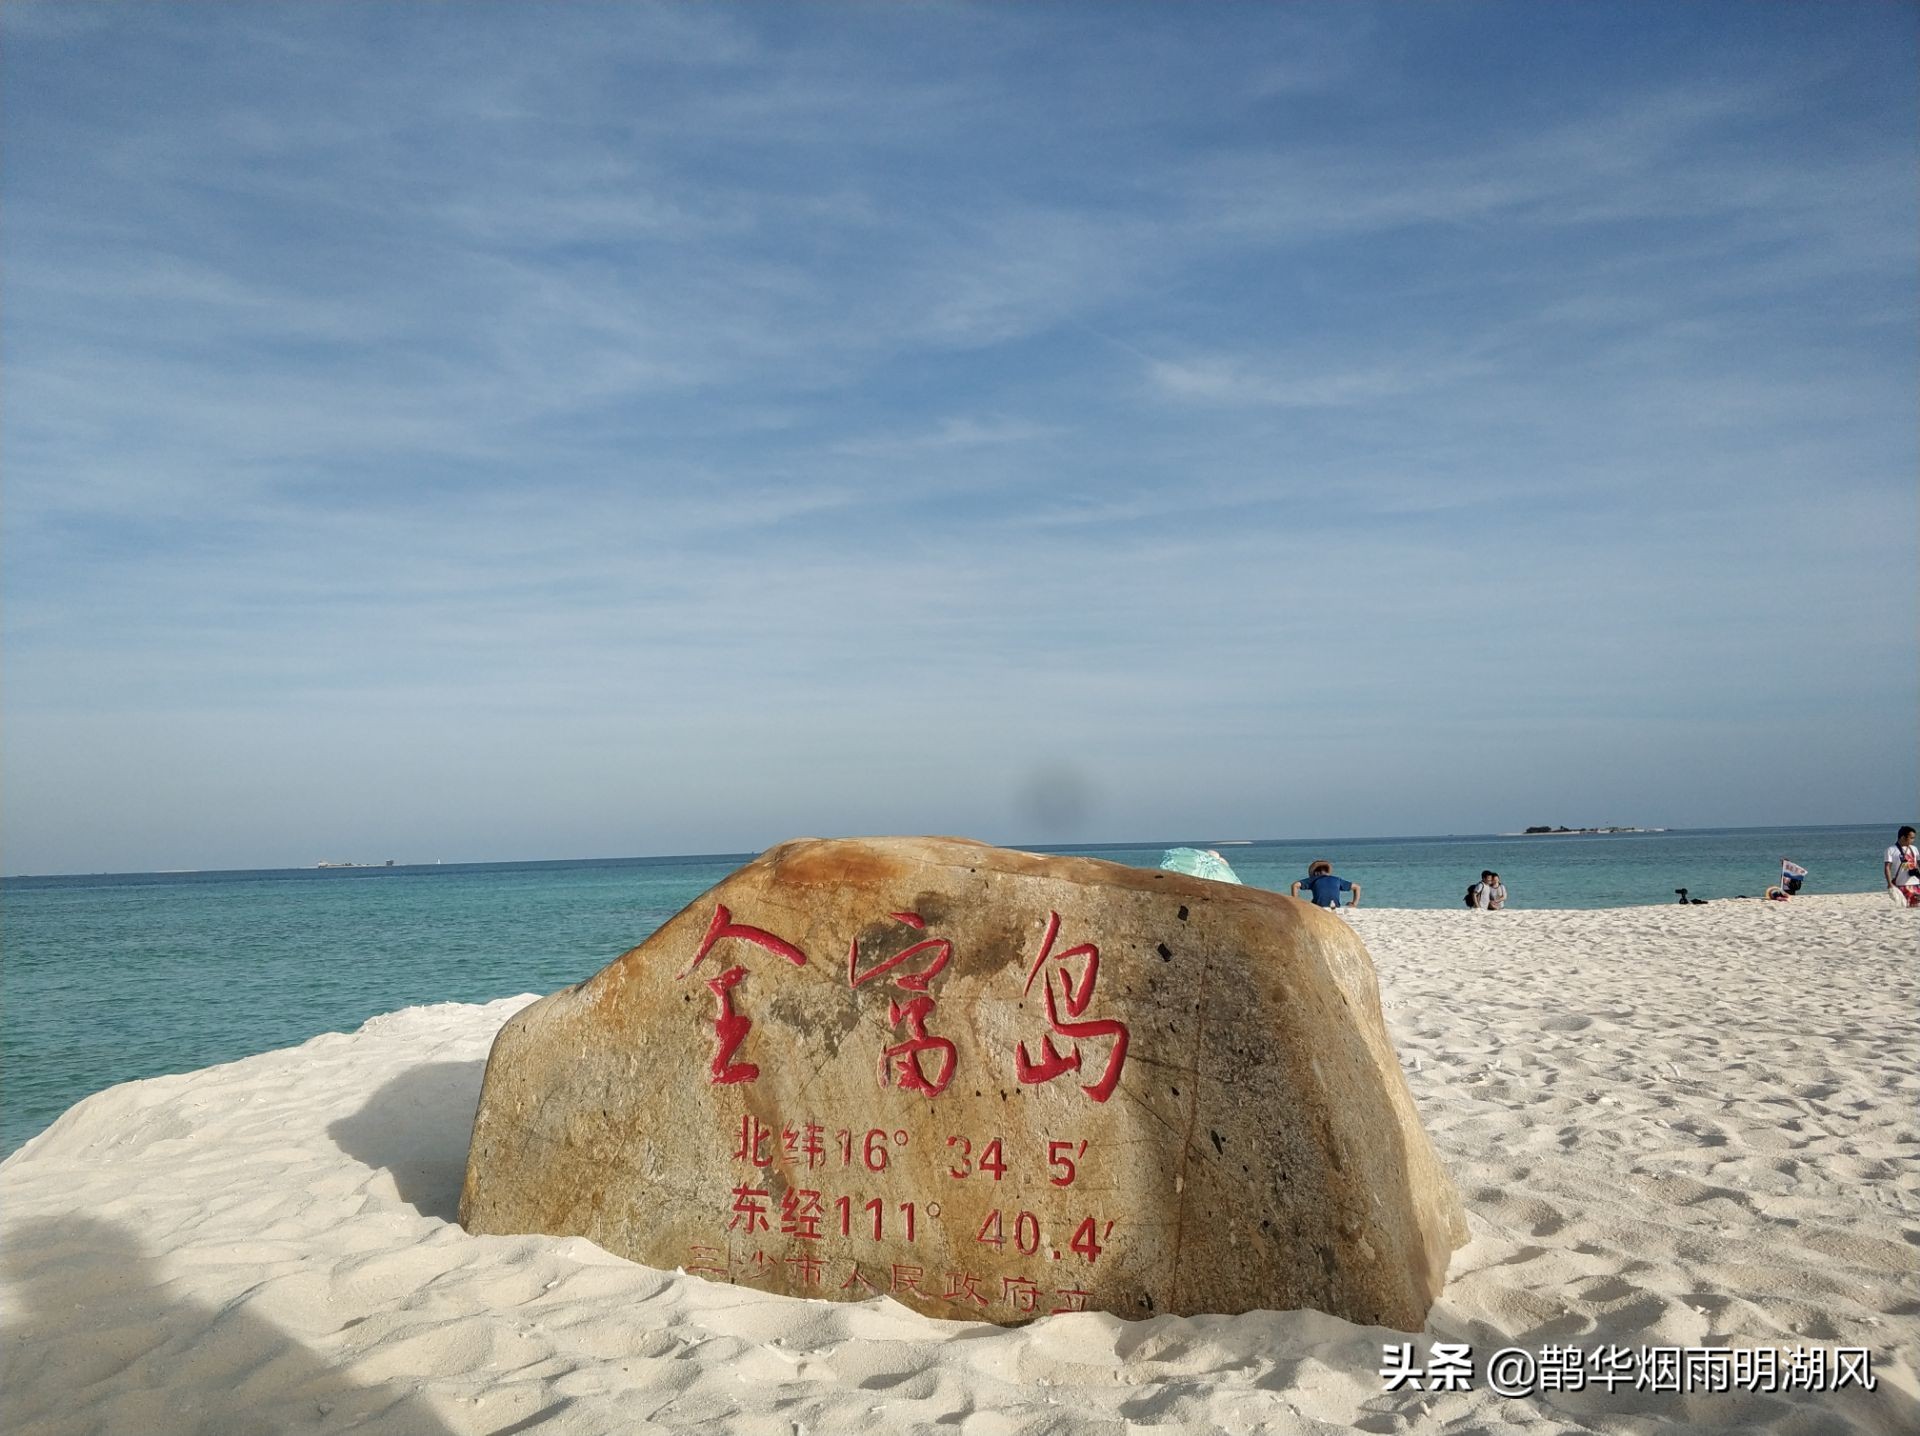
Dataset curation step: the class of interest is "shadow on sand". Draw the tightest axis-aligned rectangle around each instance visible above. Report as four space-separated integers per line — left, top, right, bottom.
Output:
327 1059 487 1224
0 1213 463 1435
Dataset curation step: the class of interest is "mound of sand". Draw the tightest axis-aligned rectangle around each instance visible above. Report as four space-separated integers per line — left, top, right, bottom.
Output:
3 894 1913 1434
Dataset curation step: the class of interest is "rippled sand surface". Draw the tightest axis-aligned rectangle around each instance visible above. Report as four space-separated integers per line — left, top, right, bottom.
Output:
3 894 1913 1434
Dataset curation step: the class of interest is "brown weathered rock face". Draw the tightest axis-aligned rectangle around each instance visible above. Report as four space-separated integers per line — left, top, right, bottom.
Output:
460 837 1467 1328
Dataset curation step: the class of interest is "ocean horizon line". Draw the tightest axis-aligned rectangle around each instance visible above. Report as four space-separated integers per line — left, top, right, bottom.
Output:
2 821 1892 884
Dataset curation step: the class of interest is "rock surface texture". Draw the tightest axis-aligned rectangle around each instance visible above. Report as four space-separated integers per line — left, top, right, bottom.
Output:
460 836 1467 1328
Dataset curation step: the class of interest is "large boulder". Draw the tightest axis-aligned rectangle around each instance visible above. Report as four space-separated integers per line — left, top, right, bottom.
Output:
460 837 1467 1328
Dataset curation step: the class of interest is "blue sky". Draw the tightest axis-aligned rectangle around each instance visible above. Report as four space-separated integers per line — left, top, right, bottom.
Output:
3 2 1914 875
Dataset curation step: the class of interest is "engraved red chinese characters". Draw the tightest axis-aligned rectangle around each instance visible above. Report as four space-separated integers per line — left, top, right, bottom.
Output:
1015 911 1129 1102
463 835 1472 1331
849 911 957 1096
680 904 809 1084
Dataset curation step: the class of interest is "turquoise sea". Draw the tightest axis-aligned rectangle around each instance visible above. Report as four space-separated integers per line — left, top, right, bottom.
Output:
0 824 1894 1157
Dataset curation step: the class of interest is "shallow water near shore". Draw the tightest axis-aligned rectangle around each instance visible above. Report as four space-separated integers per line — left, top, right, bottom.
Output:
0 824 1891 1156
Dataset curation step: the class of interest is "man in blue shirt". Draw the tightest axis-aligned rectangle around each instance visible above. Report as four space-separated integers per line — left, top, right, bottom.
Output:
1291 860 1360 909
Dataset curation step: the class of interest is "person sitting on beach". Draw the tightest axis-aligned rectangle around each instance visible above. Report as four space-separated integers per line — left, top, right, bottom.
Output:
1466 870 1507 910
1766 859 1808 901
1886 827 1920 907
1291 860 1359 910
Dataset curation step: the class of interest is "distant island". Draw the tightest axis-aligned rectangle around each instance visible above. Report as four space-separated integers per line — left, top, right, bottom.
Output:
1516 826 1665 836
315 860 397 868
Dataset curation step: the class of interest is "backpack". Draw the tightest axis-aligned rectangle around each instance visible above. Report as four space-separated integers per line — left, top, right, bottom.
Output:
1464 885 1478 908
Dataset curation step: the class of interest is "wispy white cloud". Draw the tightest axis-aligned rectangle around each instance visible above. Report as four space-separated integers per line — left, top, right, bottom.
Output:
2 1 1912 871
832 417 1064 458
1146 352 1493 410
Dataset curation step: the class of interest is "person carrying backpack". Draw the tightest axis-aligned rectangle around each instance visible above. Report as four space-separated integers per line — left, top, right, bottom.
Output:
1466 871 1506 910
1886 827 1920 906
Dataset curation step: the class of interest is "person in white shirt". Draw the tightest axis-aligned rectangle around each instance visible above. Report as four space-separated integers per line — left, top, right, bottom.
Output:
1468 871 1507 910
1885 827 1919 906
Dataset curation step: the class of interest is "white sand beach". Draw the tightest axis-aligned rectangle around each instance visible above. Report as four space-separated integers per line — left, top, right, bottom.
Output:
3 893 1914 1435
